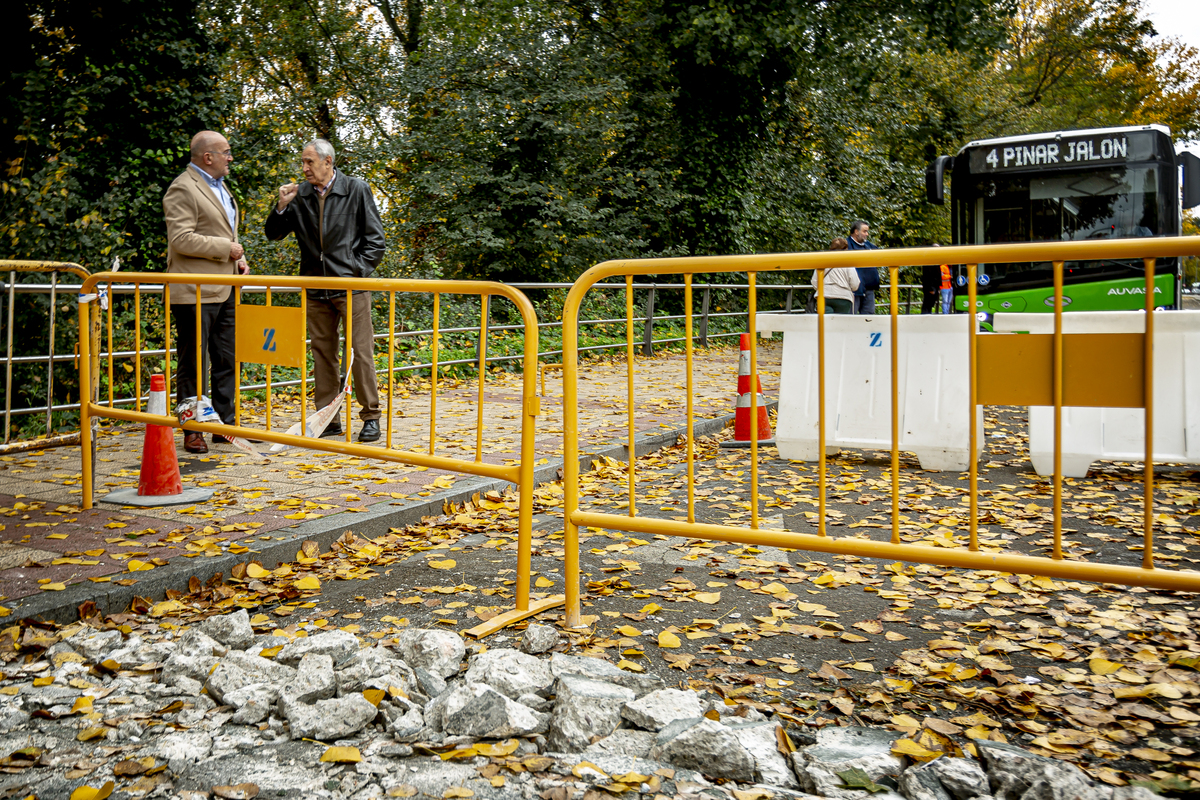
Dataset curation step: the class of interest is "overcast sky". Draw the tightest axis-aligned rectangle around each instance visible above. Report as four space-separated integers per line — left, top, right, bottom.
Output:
1142 0 1200 54
1142 0 1200 150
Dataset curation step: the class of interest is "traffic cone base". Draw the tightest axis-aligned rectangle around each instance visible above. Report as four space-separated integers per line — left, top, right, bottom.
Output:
101 374 215 507
721 333 775 448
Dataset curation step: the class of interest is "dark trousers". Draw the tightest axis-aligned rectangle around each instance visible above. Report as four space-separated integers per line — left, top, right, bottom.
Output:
921 289 939 314
172 295 237 424
307 291 380 420
853 291 876 315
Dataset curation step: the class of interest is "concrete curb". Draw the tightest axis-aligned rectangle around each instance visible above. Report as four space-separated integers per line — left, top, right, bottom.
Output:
12 404 775 624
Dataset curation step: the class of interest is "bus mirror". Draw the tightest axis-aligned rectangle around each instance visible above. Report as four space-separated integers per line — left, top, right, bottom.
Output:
926 156 954 205
1183 151 1200 209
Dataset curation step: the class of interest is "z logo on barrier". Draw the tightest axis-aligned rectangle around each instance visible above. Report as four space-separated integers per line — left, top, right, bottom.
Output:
262 327 277 353
868 332 882 347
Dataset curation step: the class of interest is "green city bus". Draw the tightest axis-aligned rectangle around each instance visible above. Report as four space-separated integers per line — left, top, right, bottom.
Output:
926 124 1200 321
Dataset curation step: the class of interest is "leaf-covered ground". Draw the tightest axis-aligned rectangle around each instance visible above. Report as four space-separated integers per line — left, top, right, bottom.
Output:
4 407 1200 795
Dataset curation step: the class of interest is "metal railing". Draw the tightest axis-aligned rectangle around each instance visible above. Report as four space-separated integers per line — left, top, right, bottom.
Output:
0 261 91 454
0 273 923 439
558 238 1200 627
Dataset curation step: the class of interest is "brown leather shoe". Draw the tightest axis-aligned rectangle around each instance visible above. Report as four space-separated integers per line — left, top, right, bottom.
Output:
212 434 234 445
183 432 208 454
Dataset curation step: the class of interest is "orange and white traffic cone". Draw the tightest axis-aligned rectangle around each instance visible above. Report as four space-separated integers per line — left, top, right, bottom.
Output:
101 374 214 507
721 333 775 448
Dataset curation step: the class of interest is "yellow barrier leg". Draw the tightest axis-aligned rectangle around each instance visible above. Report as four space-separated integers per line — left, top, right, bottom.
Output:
1143 258 1155 569
79 298 94 510
817 270 826 538
890 267 900 545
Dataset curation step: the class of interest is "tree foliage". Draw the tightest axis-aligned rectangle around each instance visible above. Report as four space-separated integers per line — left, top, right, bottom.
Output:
6 0 1200 281
2 0 225 270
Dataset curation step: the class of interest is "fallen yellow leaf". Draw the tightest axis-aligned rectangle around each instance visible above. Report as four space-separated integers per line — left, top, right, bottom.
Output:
572 762 610 779
1089 658 1123 675
320 746 362 763
892 738 939 761
475 740 520 757
294 576 321 591
70 783 114 800
658 631 681 649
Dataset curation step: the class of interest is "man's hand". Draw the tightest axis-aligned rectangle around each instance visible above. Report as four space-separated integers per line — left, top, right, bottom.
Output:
236 258 250 275
278 183 299 211
229 241 244 260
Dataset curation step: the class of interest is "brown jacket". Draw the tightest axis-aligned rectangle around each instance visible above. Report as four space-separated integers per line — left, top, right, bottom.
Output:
163 165 240 305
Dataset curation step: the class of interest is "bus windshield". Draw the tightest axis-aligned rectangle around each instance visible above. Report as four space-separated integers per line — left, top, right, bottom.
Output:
965 166 1161 245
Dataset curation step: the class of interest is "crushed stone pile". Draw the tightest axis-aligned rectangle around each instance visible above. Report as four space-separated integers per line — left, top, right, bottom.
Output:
0 611 1158 799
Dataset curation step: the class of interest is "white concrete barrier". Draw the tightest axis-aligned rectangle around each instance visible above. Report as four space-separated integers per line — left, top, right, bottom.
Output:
992 310 1200 477
755 313 984 471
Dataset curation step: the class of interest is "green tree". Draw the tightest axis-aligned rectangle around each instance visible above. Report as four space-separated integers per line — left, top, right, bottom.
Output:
2 0 225 271
1000 0 1200 137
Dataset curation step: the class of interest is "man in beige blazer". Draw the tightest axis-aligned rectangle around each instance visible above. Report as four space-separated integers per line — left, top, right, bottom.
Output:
163 130 250 453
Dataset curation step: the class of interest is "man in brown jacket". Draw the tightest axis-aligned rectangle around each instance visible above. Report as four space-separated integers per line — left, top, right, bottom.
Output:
164 130 249 453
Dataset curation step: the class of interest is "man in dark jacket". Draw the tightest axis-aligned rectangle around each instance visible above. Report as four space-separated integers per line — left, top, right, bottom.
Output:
265 139 386 442
921 243 943 314
847 220 880 314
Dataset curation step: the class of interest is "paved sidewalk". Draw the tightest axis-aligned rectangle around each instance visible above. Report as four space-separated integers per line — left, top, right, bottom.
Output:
0 339 782 619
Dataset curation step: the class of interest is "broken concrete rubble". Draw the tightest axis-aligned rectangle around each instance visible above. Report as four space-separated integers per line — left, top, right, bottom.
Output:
0 611 1155 800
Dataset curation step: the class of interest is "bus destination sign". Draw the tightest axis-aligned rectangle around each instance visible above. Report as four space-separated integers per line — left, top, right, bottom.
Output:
969 132 1145 173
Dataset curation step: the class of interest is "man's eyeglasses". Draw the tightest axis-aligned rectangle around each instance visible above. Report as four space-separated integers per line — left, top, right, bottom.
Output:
207 150 233 158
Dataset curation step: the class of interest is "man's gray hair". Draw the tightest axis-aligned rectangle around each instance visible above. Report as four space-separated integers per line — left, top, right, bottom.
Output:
306 139 336 163
850 220 869 235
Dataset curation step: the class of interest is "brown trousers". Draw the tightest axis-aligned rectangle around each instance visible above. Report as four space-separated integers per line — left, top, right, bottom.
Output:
306 291 381 420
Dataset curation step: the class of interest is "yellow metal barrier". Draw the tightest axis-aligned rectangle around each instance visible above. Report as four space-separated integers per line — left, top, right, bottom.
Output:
560 237 1200 627
77 271 556 630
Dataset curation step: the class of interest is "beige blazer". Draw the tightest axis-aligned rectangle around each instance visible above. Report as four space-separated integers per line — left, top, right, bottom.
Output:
163 166 239 305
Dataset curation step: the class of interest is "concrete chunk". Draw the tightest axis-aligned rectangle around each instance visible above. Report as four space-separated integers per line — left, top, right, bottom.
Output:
790 726 905 800
276 628 359 667
281 693 379 741
394 629 466 679
441 683 549 738
198 608 256 650
621 687 704 731
650 716 756 783
546 673 635 752
464 647 554 698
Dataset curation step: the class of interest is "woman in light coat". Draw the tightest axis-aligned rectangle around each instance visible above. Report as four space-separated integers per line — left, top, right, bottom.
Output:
810 237 860 314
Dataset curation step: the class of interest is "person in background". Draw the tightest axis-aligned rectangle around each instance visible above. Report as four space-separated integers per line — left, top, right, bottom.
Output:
940 259 955 314
163 130 250 454
265 139 386 442
846 220 880 314
810 237 860 314
921 244 942 314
